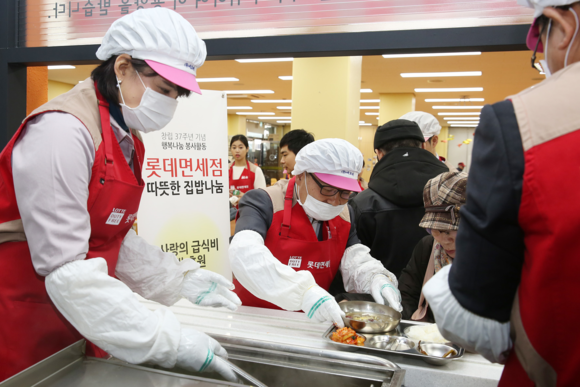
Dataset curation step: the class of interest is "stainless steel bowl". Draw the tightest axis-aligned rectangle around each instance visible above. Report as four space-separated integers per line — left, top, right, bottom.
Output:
339 301 401 333
417 342 460 366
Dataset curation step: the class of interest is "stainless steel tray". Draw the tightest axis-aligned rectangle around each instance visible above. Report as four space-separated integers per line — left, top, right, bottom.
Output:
323 321 464 366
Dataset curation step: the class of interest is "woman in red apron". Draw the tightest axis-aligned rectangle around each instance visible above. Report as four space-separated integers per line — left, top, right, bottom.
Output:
228 134 266 206
0 9 237 382
229 139 402 326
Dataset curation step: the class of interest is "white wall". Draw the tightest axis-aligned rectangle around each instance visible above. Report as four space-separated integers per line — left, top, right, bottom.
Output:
447 127 475 173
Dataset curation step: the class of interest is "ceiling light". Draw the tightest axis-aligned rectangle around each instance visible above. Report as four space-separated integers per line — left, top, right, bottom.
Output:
227 106 252 110
401 71 482 78
361 99 380 103
365 112 379 116
360 106 379 110
47 65 75 70
360 123 372 126
425 98 484 102
433 106 483 109
437 112 481 116
443 117 479 120
361 89 373 93
383 52 481 59
277 106 292 110
258 116 291 119
225 90 274 94
236 112 275 115
197 77 239 82
279 76 293 80
415 87 483 92
448 121 480 124
235 58 293 63
450 124 479 127
359 121 365 124
251 99 291 103
277 120 291 123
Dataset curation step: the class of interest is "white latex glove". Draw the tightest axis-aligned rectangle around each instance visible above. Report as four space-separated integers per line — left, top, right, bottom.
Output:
301 286 345 328
176 328 237 382
371 274 403 312
181 269 242 311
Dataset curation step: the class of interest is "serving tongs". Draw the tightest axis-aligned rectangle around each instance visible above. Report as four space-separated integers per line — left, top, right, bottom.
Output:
223 358 268 387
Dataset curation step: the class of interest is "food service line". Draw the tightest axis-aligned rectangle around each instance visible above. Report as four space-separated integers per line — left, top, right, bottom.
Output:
139 297 504 387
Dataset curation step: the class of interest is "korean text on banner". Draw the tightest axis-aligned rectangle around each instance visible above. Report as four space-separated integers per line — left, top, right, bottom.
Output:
138 90 231 280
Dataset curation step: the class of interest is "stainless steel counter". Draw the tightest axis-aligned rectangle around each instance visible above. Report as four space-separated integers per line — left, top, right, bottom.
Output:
139 297 503 387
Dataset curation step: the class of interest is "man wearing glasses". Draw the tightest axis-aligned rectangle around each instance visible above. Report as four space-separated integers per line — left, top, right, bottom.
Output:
229 139 401 327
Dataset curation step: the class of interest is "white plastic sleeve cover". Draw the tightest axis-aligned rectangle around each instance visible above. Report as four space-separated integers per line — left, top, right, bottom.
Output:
423 265 512 364
116 229 200 306
229 230 316 311
46 258 181 368
340 243 397 293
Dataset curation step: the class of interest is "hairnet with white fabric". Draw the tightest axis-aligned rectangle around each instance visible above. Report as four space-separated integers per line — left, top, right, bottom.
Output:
96 8 206 93
399 111 441 140
517 0 579 18
292 138 363 192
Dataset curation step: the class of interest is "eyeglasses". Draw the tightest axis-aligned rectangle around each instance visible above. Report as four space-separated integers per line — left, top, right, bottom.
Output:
308 173 352 200
531 17 549 73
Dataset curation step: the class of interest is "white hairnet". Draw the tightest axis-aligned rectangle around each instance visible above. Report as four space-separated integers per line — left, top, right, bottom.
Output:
517 0 578 18
96 8 206 77
399 111 441 140
292 138 363 178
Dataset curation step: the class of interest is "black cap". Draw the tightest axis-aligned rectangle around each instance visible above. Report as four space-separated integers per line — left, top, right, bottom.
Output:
374 119 425 150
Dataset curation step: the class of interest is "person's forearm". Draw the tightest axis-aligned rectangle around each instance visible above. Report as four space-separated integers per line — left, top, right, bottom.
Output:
46 258 181 367
229 230 315 310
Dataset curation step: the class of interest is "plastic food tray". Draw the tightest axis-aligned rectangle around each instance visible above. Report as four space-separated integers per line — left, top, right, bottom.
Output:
323 321 464 366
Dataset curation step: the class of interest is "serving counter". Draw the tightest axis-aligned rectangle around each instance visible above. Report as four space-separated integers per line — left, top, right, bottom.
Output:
140 297 504 387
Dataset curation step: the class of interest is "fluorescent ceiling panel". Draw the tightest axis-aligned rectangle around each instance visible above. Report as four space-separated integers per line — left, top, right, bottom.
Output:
236 58 293 63
383 52 481 59
278 76 293 80
225 90 274 94
236 112 275 115
416 87 483 92
227 106 252 110
402 71 482 78
251 99 291 103
197 77 239 82
425 98 484 102
48 65 75 70
432 106 483 109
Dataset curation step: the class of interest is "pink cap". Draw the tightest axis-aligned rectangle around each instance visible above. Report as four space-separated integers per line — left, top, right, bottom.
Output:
145 59 202 94
314 173 362 193
527 18 544 52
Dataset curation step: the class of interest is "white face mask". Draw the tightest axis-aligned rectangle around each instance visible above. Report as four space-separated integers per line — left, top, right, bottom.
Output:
117 72 178 133
541 8 580 78
297 174 346 221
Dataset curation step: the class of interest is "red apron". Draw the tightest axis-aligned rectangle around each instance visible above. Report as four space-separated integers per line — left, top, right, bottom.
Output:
233 177 350 309
229 160 255 194
0 82 145 381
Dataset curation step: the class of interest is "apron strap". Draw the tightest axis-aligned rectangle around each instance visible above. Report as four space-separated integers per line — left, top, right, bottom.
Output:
411 241 438 321
93 81 115 167
280 177 296 238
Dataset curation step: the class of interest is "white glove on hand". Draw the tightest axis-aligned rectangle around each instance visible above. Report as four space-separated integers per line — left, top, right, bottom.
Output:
301 286 345 328
182 269 242 311
371 275 402 312
176 328 237 382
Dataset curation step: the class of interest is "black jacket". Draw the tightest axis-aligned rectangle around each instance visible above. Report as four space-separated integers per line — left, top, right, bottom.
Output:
350 147 448 278
399 235 435 322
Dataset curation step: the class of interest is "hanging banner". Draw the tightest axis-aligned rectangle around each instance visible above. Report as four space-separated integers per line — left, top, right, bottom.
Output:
21 0 534 47
137 89 232 279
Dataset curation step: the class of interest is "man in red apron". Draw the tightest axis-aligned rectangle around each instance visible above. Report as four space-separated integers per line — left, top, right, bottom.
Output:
424 1 580 385
0 9 238 382
229 139 402 326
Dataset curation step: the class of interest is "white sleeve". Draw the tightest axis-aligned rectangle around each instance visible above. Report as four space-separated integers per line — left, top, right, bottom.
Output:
340 243 397 293
253 167 267 189
423 265 512 364
46 258 181 368
13 112 95 276
229 230 315 311
115 229 200 306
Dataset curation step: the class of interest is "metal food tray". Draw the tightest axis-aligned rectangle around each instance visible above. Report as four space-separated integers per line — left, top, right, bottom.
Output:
323 321 464 366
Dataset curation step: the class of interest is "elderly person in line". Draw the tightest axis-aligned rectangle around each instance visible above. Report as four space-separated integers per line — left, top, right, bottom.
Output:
398 171 468 322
